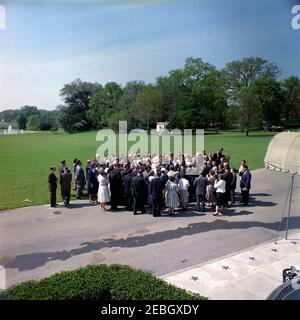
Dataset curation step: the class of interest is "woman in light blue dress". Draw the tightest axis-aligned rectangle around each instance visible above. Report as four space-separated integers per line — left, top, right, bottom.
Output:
165 175 180 215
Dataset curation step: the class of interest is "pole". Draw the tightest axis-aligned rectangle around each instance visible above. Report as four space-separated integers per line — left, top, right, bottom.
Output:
275 179 291 244
285 174 295 240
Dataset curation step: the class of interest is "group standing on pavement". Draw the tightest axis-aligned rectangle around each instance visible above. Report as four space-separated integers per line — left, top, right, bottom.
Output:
48 148 252 217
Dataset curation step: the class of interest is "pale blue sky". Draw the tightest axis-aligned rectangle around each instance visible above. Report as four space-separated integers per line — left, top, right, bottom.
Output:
0 0 299 110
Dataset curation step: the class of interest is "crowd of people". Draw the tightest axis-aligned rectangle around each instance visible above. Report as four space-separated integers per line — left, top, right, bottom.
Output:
48 148 252 217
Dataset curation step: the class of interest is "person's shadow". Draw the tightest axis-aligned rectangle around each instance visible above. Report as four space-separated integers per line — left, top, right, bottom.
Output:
226 208 254 216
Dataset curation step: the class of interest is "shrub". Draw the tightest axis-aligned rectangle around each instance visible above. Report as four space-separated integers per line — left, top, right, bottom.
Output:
1 264 205 300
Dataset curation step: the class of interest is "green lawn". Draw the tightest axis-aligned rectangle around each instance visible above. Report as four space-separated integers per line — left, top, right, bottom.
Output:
0 130 276 210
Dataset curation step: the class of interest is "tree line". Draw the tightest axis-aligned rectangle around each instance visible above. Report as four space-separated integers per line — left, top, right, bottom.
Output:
1 56 300 134
0 107 59 131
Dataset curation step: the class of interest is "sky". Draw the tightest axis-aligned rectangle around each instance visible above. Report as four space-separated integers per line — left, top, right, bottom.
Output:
0 0 299 111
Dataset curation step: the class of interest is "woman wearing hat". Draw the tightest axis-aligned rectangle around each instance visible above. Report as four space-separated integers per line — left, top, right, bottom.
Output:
165 175 180 216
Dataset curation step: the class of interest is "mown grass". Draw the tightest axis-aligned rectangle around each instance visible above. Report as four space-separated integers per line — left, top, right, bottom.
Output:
0 130 275 210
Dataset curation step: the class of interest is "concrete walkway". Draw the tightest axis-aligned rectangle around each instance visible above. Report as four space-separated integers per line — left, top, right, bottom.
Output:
162 231 300 300
0 169 299 299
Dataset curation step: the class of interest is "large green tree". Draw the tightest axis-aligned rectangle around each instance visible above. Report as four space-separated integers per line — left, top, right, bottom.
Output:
118 81 146 129
252 77 283 125
87 82 123 129
237 86 262 136
132 86 164 130
222 57 281 131
39 110 59 131
59 79 101 132
157 57 226 129
26 114 41 131
281 76 300 122
223 57 280 92
17 106 39 130
17 113 27 130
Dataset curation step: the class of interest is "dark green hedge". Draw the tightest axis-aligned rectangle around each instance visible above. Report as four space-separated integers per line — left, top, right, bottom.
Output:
1 264 205 300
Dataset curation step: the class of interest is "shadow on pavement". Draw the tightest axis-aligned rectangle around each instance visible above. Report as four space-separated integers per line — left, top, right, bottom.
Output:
5 216 300 272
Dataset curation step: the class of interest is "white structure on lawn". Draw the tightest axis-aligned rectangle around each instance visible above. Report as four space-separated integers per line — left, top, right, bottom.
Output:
156 122 168 133
3 124 21 135
2 124 26 135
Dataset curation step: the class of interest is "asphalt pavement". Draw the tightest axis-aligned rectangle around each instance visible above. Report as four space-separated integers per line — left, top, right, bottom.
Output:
0 169 299 293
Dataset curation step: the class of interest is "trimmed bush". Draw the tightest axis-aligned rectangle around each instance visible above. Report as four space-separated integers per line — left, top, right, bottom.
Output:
1 264 205 300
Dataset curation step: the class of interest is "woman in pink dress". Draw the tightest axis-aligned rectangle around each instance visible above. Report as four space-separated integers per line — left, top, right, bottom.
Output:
206 170 216 208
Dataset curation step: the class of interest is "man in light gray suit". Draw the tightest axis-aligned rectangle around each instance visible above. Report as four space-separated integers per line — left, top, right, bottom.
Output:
194 172 208 212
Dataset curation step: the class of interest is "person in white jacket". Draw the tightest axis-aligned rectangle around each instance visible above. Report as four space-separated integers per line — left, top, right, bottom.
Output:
97 169 110 212
214 174 226 216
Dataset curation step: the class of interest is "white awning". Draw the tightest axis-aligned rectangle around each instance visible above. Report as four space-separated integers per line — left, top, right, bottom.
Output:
264 132 300 174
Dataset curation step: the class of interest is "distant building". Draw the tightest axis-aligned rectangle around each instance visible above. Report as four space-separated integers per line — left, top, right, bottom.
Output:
156 122 168 133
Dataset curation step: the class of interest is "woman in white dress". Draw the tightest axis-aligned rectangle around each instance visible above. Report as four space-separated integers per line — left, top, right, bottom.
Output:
178 175 190 210
97 169 110 211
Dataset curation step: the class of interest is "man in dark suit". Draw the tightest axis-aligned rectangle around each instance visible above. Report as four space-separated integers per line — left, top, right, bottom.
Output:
123 168 133 211
212 148 225 166
59 160 66 199
75 160 86 199
160 168 169 188
59 160 66 177
194 172 208 212
109 164 122 210
187 174 197 202
61 168 72 206
150 170 164 217
131 170 147 215
48 166 57 207
201 162 211 177
240 164 252 205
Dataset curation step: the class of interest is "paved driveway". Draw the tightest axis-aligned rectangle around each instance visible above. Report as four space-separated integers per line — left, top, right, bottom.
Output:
0 169 299 289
